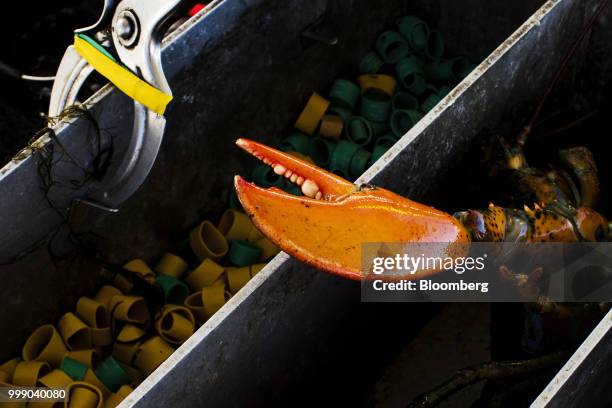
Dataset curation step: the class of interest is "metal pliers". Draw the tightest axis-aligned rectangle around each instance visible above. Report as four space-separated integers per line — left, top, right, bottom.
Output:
49 0 184 212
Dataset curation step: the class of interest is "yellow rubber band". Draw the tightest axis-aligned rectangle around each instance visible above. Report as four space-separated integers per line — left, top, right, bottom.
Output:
112 342 140 366
189 221 229 261
218 210 255 241
155 253 188 279
155 305 195 345
58 313 92 351
39 369 72 388
357 74 397 97
201 284 227 318
227 267 251 295
83 369 112 399
67 381 104 408
318 114 344 140
185 258 225 291
22 325 67 367
134 336 174 376
295 92 330 135
113 274 134 294
93 286 123 311
0 358 21 382
254 237 280 261
123 259 156 284
65 349 99 368
109 296 150 325
183 291 206 323
249 263 266 277
13 360 51 386
73 35 172 115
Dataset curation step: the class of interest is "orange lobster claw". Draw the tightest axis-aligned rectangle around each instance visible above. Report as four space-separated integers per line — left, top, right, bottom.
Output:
234 138 469 280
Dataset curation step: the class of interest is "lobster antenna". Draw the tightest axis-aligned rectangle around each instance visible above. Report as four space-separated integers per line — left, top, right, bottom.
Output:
518 0 609 147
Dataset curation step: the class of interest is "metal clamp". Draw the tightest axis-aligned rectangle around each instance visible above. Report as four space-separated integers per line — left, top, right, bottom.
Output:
49 0 183 212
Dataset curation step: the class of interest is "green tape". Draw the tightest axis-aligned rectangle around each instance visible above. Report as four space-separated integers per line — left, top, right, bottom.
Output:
425 30 445 60
360 89 392 123
329 79 361 110
376 30 410 64
349 148 372 179
346 117 373 146
251 163 284 188
156 274 190 305
280 133 311 155
229 240 262 267
390 109 424 137
60 357 88 381
329 140 360 178
396 57 427 95
359 52 384 74
396 16 429 51
94 356 132 393
75 33 117 62
309 137 336 166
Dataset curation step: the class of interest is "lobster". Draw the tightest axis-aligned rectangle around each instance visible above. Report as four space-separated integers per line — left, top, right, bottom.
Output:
232 137 609 281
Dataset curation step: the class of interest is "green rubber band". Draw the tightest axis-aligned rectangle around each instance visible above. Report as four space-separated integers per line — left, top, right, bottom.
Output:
346 117 373 146
421 92 443 112
327 105 352 123
228 240 262 267
155 274 190 305
369 121 389 138
358 52 384 74
376 30 410 64
329 140 360 178
424 57 469 83
396 16 429 51
392 92 419 111
309 137 336 166
60 357 88 381
94 356 132 393
390 109 424 137
349 148 372 179
281 181 302 197
280 133 311 155
75 34 117 62
251 163 285 188
396 57 427 95
376 133 399 148
370 145 389 165
360 89 392 123
328 79 361 110
425 30 445 60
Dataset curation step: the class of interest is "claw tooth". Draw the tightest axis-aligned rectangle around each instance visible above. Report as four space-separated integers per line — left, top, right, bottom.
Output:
285 170 293 178
290 174 298 183
301 179 319 198
274 165 286 175
296 176 304 186
315 191 322 200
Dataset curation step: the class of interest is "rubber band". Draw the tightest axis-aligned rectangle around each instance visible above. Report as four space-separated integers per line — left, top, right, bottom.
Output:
76 297 111 347
155 253 188 279
246 225 264 243
228 240 262 266
116 325 145 344
349 147 372 179
327 105 352 124
22 325 67 367
390 109 424 137
58 313 92 351
155 305 195 345
358 52 384 74
66 381 104 408
329 140 359 178
0 358 21 382
117 362 141 385
392 92 419 111
396 16 429 50
65 349 99 368
123 259 156 284
227 267 251 294
328 79 361 110
250 163 286 189
60 357 88 381
134 336 175 376
396 57 427 95
113 274 134 294
360 89 392 123
376 30 410 63
94 356 132 393
112 342 140 366
13 360 51 386
294 92 330 135
357 74 397 97
189 221 229 261
38 369 72 388
183 291 207 323
424 57 469 83
376 133 399 148
109 296 150 325
308 137 336 167
155 275 190 305
346 116 373 146
185 258 225 291
280 133 311 156
73 35 172 115
421 91 443 112
93 286 124 311
250 264 266 277
370 145 389 165
218 209 254 241
201 284 228 317
318 115 344 140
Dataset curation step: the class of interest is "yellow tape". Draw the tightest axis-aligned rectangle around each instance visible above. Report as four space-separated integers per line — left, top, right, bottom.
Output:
73 35 172 115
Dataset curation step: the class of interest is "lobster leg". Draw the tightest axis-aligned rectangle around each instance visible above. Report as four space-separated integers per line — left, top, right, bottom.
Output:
234 139 470 280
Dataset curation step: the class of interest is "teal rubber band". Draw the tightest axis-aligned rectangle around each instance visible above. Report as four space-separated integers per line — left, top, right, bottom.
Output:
228 240 262 267
369 121 389 138
376 30 410 64
370 145 389 165
155 274 190 305
424 57 469 83
376 133 399 148
309 137 336 166
328 79 361 110
421 92 443 112
75 33 117 62
396 57 427 95
94 356 132 393
349 148 372 179
60 357 88 381
392 92 419 111
329 140 360 178
390 109 424 137
327 105 352 123
280 133 311 155
346 117 373 146
251 163 285 188
396 16 429 51
425 30 445 60
358 52 384 74
360 89 392 123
